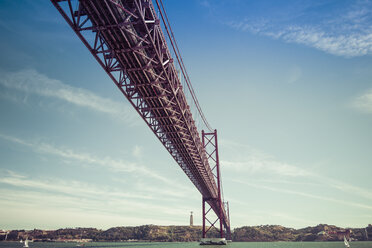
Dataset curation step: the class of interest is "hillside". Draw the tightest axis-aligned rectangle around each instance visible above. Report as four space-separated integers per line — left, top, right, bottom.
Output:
233 224 372 242
1 224 371 242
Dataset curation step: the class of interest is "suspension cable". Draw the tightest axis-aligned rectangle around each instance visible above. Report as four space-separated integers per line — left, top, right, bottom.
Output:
155 0 213 132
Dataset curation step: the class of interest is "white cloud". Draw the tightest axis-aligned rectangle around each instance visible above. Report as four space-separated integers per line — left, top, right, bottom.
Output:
132 145 143 158
0 187 191 229
220 141 311 177
230 21 372 57
287 65 302 84
0 69 137 124
0 169 199 229
227 2 372 57
221 140 372 201
0 133 182 187
0 170 153 201
199 0 211 8
280 26 372 57
0 169 197 203
231 210 319 228
234 180 372 211
327 179 372 201
222 158 310 177
353 89 372 113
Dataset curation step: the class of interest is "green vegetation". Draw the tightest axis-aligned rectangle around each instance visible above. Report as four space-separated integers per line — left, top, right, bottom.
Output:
233 224 372 242
1 224 371 242
0 225 219 242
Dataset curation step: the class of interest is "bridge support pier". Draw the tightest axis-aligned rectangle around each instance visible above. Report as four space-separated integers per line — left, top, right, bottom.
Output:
201 130 229 242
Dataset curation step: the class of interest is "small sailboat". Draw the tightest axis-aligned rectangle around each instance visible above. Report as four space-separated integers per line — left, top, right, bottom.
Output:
344 236 350 248
23 237 29 248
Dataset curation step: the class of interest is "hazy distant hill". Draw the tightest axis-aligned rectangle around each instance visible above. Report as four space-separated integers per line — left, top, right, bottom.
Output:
1 224 371 242
233 224 372 242
94 225 219 242
1 225 219 242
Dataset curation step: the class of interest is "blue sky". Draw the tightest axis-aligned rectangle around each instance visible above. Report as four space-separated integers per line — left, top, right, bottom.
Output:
0 0 371 230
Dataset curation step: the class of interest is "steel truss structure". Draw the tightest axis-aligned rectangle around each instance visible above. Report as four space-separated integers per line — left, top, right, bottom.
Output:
202 130 231 239
51 0 230 237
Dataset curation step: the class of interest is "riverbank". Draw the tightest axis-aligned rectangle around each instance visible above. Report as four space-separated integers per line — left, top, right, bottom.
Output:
1 224 371 242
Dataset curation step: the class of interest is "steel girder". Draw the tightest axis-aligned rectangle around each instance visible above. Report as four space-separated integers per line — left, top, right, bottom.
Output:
51 0 219 200
202 130 231 238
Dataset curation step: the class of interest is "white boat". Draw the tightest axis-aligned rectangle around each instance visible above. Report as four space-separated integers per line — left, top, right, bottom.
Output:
23 238 29 248
344 236 350 248
200 238 227 245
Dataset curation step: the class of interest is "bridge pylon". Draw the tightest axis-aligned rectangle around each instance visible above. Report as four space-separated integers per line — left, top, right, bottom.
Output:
202 130 230 241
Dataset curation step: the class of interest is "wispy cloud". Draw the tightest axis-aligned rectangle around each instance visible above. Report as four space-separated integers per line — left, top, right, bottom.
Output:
231 210 319 228
220 141 311 177
222 158 310 177
234 179 372 211
287 65 302 84
132 145 143 158
0 169 196 204
0 186 192 229
0 133 185 188
227 1 372 57
327 179 372 201
0 170 198 229
199 0 211 8
245 178 321 188
221 140 372 201
0 170 153 201
0 69 137 124
353 89 372 113
0 169 197 213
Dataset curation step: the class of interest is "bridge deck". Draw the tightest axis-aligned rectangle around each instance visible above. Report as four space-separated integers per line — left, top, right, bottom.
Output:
51 0 229 232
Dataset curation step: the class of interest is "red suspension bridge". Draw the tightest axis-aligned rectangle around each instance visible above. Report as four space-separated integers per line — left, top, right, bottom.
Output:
51 0 231 242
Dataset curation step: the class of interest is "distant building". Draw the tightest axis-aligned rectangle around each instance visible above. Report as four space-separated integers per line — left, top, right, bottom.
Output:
328 229 351 240
366 225 372 241
0 230 9 241
190 211 193 226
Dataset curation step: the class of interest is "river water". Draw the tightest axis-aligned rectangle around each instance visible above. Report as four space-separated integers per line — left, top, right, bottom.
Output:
1 242 372 248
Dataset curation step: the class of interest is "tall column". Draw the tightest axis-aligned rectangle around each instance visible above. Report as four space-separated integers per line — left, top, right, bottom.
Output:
190 211 193 226
202 197 206 238
214 129 224 238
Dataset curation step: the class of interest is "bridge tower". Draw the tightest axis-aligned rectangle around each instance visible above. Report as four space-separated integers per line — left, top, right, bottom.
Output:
202 130 231 243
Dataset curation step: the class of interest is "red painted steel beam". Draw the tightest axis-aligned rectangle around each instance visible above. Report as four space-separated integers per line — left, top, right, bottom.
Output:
202 130 231 238
50 0 230 232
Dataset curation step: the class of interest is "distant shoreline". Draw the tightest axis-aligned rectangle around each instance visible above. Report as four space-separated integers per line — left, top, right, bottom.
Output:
3 240 372 243
1 224 372 242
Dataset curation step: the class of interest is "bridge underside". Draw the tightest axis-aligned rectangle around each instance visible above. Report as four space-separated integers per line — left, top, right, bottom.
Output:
51 0 230 237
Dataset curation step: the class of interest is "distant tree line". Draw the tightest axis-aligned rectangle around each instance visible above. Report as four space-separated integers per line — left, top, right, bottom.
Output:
1 224 371 242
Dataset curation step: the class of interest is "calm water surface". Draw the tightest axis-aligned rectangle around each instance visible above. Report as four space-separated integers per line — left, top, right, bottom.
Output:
1 242 371 248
